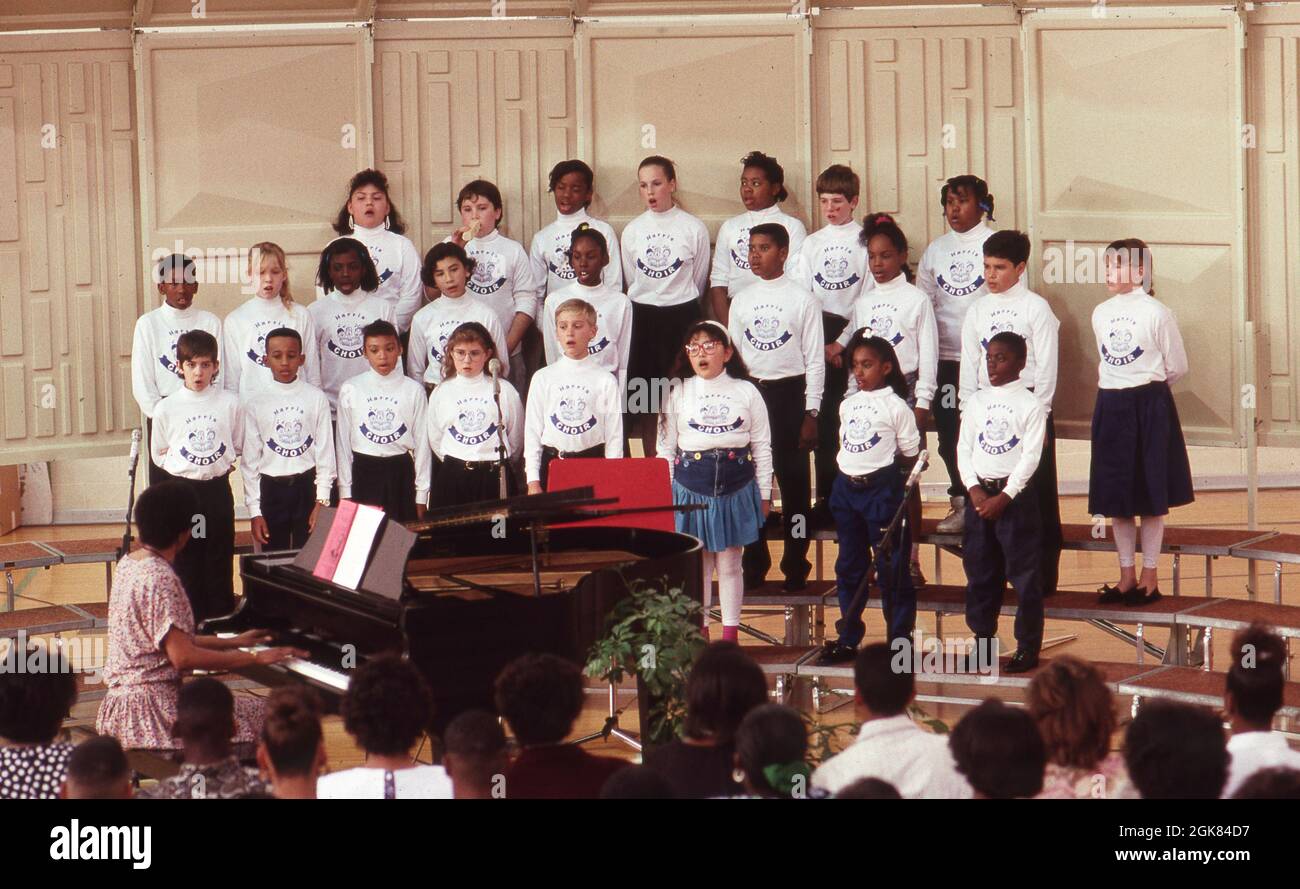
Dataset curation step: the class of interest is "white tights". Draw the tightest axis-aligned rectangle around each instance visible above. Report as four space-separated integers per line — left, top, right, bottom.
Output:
1112 516 1165 570
701 547 744 626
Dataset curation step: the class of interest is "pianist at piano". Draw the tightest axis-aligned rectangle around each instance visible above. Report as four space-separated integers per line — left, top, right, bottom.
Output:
95 481 306 751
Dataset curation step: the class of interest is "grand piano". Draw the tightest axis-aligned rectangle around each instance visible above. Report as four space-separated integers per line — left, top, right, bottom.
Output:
202 488 702 732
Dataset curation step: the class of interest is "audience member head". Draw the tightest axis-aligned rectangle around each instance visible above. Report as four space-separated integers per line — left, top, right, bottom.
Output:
835 777 902 800
1124 700 1228 799
443 709 508 800
682 643 768 746
257 687 326 797
1226 624 1288 731
135 479 200 552
0 642 77 745
1026 656 1116 771
173 677 236 763
599 765 677 800
949 699 1046 799
733 704 811 799
341 655 434 758
63 736 132 800
494 653 584 747
853 642 913 718
1232 768 1300 800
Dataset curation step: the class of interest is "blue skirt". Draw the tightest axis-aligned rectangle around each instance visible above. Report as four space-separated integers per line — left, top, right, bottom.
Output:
674 479 764 552
1088 381 1194 518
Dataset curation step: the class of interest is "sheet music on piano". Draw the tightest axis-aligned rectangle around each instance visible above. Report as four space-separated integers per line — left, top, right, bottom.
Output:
333 503 385 590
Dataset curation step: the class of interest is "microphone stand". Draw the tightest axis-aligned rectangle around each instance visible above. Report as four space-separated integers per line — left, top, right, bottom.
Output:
490 360 508 499
118 428 143 561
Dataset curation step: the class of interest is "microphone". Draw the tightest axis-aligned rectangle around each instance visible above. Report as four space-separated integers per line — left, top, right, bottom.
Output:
488 357 501 393
903 448 929 491
487 359 507 498
128 428 142 469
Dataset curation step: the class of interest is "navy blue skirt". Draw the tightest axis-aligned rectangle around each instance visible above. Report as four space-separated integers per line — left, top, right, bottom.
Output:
1088 382 1194 518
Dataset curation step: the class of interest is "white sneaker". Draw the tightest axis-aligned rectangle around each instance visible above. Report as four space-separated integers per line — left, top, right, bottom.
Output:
935 496 966 533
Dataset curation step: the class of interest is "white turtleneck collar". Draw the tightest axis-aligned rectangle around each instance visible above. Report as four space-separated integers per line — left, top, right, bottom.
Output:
990 376 1029 394
991 277 1028 301
554 207 592 224
554 352 594 369
267 375 305 395
365 366 406 387
872 272 909 293
158 301 199 320
952 221 993 243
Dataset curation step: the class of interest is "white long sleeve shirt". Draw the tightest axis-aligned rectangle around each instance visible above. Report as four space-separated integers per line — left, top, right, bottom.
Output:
811 714 973 799
957 378 1046 500
959 279 1060 414
461 229 543 344
710 205 808 295
836 386 920 476
307 289 395 411
727 275 826 411
1092 288 1189 390
131 302 224 419
335 368 431 502
621 205 711 308
426 372 524 463
223 297 321 401
524 355 624 483
836 273 939 409
406 295 509 387
656 373 773 499
319 224 424 334
540 281 633 395
795 220 872 319
917 222 995 360
239 376 336 517
528 209 624 295
150 384 243 480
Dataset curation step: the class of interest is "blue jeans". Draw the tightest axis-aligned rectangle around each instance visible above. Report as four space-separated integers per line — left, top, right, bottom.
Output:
674 447 755 496
829 467 914 646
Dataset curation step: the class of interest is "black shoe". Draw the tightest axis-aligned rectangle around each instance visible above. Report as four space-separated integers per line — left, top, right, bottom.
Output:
808 502 835 532
1097 582 1131 604
1004 649 1040 674
743 575 767 592
782 575 809 593
814 641 857 666
909 561 927 589
1124 586 1162 607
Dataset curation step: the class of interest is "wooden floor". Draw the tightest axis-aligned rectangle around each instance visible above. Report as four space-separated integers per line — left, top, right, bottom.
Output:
6 489 1299 769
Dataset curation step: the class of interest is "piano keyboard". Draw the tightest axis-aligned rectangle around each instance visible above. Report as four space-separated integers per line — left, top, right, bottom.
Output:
219 635 351 692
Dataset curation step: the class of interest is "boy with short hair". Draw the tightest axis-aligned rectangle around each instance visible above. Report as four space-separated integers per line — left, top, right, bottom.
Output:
132 253 223 485
151 329 243 622
958 332 1047 673
240 327 336 551
336 320 431 520
797 166 871 524
443 709 509 800
727 223 825 592
407 243 509 390
959 230 1063 598
524 299 623 493
62 737 133 800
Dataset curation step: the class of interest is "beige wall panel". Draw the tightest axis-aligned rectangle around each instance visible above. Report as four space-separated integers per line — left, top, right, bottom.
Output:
0 32 137 465
0 1 133 32
1027 13 1243 445
1246 18 1300 446
136 0 372 27
136 30 373 323
578 20 811 237
372 19 577 257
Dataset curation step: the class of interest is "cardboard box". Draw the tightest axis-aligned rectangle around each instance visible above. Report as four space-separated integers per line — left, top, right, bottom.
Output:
0 465 21 537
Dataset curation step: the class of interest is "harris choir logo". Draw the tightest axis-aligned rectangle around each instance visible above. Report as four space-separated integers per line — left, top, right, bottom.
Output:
360 400 407 445
450 399 498 446
688 399 744 435
179 417 227 466
547 239 577 281
1102 319 1144 366
867 307 904 346
842 414 883 454
636 233 683 280
550 385 597 436
268 406 313 458
729 228 753 271
159 327 192 376
327 313 368 360
978 410 1020 456
814 246 860 292
745 306 792 352
368 243 394 285
980 309 1020 350
937 253 984 298
467 252 507 295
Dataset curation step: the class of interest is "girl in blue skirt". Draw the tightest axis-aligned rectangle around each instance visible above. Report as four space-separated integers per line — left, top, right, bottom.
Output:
1090 239 1193 605
658 320 772 641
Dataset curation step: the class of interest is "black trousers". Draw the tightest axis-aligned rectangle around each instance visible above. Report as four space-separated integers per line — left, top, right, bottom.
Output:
962 480 1044 652
352 452 417 521
145 418 165 487
815 312 850 505
933 360 964 498
433 456 517 507
742 375 812 586
157 469 236 625
538 444 604 491
261 469 317 551
1034 414 1064 595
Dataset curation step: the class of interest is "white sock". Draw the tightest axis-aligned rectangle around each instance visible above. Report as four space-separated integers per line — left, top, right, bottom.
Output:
1139 515 1165 571
1113 517 1137 569
701 550 716 626
717 546 744 627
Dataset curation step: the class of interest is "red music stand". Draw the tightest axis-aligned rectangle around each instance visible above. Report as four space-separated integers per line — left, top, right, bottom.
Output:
545 457 675 532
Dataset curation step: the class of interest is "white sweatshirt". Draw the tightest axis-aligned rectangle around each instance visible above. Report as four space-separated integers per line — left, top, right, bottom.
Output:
959 278 1060 414
836 273 940 409
656 373 773 499
727 275 826 411
836 386 920 476
426 372 524 463
307 289 395 411
528 209 624 295
1092 288 1189 390
130 302 224 419
711 205 808 295
406 295 509 387
524 354 624 483
335 367 431 502
795 220 872 319
620 205 711 308
223 297 321 401
917 222 995 361
957 378 1046 500
239 376 336 517
150 384 243 480
540 281 633 395
461 229 543 346
319 224 424 334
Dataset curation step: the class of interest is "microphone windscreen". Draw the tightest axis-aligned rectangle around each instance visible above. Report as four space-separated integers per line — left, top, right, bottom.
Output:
488 358 501 377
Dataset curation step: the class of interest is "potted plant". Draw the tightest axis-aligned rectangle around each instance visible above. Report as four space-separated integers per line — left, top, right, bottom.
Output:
585 577 707 748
